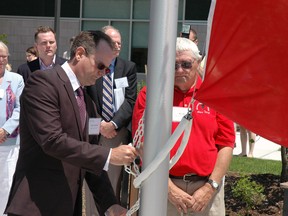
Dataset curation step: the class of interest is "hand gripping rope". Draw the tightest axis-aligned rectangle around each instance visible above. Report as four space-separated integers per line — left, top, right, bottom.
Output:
125 98 195 216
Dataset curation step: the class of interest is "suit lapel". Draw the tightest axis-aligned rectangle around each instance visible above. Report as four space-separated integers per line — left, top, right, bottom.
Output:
55 65 84 140
28 59 40 72
114 57 124 79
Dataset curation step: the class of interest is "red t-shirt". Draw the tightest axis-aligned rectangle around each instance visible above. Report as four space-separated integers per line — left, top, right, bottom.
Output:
132 78 235 177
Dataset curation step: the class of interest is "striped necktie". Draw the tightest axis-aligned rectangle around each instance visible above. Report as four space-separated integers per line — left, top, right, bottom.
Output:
102 73 114 121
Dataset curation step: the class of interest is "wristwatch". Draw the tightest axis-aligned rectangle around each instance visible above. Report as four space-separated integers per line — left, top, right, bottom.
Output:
207 179 219 190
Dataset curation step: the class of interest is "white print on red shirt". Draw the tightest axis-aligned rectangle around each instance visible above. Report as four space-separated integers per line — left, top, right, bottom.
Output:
196 102 210 114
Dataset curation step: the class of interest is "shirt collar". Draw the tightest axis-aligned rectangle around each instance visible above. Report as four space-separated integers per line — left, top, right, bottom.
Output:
61 61 81 92
39 55 56 71
109 58 116 74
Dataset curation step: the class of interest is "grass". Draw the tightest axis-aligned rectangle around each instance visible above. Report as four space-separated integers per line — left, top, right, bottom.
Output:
229 156 282 175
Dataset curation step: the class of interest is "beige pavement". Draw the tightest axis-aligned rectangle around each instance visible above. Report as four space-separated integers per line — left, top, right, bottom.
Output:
233 132 282 161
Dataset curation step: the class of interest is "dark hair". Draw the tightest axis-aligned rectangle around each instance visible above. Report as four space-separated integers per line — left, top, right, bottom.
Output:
189 27 198 41
34 26 55 42
26 46 38 57
69 36 75 43
69 31 113 59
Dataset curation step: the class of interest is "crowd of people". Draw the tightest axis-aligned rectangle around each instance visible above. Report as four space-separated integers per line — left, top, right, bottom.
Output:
0 24 245 216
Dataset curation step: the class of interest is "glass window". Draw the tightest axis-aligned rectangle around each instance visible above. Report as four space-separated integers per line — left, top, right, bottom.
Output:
110 22 130 60
81 21 108 31
133 0 183 20
178 0 184 20
83 0 130 19
131 22 149 72
185 0 211 20
0 0 80 17
133 0 150 19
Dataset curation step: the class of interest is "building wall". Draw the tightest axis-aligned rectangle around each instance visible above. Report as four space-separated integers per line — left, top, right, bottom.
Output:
0 16 80 71
0 17 208 74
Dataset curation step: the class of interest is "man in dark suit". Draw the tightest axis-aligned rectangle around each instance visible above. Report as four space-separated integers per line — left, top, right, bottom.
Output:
87 26 137 203
5 31 138 216
17 26 66 82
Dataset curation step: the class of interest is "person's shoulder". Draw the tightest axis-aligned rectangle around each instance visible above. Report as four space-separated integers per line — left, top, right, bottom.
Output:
56 56 67 65
27 58 40 72
116 57 136 66
6 70 22 78
17 62 29 70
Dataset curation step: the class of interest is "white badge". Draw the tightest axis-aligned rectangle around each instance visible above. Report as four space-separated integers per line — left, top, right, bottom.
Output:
115 77 129 88
0 89 4 99
172 107 189 122
88 118 101 135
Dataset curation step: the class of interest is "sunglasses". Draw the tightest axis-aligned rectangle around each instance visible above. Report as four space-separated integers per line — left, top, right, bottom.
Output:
175 61 193 70
97 63 110 74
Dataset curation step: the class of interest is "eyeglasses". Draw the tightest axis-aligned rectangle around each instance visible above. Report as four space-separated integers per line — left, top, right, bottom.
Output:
175 61 193 70
97 62 110 74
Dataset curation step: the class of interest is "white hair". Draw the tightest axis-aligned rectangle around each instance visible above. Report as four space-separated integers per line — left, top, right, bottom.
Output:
0 41 9 56
176 37 201 61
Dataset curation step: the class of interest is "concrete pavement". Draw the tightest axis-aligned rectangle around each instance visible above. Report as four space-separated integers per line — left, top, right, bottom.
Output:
233 132 282 161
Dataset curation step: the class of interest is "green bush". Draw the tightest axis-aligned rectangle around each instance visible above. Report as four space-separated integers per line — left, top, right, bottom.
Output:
232 175 266 213
0 34 8 44
137 80 146 94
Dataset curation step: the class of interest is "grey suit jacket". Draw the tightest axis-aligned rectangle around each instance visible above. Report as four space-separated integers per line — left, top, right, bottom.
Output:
5 65 116 216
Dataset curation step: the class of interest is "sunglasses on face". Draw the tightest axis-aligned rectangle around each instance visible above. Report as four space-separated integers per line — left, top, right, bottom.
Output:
175 61 193 70
97 63 110 74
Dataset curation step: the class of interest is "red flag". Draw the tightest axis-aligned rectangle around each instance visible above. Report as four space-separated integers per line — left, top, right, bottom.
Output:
195 0 288 146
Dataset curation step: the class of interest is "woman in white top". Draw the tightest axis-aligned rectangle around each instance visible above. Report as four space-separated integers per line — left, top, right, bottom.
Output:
0 41 24 213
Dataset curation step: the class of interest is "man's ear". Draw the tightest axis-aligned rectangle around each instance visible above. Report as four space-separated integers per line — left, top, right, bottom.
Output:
75 46 86 61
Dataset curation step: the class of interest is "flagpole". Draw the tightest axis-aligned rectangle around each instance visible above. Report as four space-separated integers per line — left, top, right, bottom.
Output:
139 0 179 215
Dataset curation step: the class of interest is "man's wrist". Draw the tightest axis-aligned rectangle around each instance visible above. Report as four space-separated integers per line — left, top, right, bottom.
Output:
1 128 9 138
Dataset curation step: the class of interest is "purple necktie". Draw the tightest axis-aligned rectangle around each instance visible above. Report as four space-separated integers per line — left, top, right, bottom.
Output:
76 87 87 132
102 73 114 121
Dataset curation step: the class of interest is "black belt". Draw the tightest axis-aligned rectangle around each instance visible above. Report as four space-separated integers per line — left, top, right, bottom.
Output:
169 174 208 182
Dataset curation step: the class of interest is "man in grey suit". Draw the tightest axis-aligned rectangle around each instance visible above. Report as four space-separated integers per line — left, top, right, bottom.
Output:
5 31 138 216
17 26 66 82
87 26 137 204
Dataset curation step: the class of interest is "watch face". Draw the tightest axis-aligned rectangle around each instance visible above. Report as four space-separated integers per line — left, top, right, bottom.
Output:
209 179 219 189
212 182 218 188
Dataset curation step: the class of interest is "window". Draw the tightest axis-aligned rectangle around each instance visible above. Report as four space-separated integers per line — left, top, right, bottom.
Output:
0 0 80 17
185 0 211 20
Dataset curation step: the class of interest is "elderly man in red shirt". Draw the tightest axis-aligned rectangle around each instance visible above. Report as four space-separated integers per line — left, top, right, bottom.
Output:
132 37 235 216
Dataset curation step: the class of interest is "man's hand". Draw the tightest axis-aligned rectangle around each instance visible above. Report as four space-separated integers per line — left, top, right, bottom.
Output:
168 178 194 214
100 121 117 139
110 144 138 166
189 183 215 212
105 204 127 216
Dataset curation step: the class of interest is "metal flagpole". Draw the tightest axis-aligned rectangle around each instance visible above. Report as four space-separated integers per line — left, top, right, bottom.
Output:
139 0 179 215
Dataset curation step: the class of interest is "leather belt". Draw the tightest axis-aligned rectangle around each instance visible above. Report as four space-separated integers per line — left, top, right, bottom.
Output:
169 174 208 182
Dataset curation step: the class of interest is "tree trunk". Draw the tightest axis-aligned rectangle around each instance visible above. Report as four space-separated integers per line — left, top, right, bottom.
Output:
281 146 288 182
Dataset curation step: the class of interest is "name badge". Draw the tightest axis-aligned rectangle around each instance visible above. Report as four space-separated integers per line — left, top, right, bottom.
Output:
0 89 4 99
172 107 188 122
115 77 128 88
88 118 101 135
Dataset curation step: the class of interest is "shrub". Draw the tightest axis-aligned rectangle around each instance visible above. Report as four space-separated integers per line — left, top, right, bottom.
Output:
232 175 266 213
